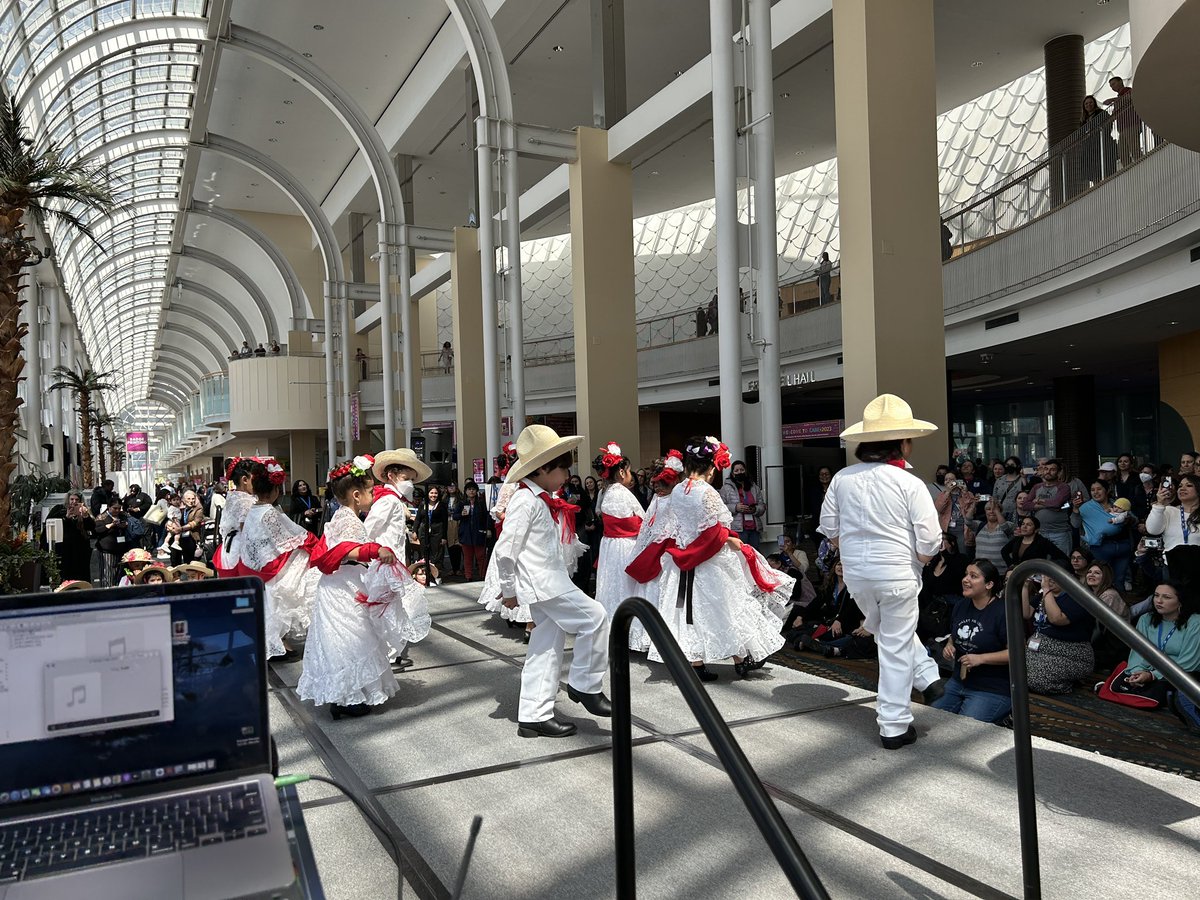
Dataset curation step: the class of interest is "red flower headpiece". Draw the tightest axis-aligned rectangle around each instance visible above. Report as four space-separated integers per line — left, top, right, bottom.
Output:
260 458 287 486
712 441 732 471
652 449 685 487
502 441 517 459
597 441 624 474
328 454 375 482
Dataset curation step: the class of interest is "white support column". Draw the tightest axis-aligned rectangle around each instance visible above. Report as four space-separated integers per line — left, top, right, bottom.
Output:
64 326 78 473
24 284 43 465
47 286 63 472
393 225 417 444
710 0 744 459
377 223 398 448
339 294 353 453
750 0 782 537
477 137 502 463
323 284 338 465
502 141 526 431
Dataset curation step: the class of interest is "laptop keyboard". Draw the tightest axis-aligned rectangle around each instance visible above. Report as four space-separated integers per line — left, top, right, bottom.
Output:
0 782 267 884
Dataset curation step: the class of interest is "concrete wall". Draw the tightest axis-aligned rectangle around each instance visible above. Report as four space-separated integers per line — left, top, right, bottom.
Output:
229 355 328 433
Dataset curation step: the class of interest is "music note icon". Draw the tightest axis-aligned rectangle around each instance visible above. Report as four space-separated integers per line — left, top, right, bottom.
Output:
108 638 126 657
67 685 86 707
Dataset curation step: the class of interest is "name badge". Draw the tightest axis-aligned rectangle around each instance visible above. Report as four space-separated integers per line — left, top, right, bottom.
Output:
1027 637 1040 652
116 536 126 544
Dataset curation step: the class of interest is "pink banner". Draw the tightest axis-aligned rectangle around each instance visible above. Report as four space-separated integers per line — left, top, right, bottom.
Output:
126 432 148 452
781 419 844 442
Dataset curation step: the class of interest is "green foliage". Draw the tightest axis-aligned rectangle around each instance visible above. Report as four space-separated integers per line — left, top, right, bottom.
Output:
11 468 70 532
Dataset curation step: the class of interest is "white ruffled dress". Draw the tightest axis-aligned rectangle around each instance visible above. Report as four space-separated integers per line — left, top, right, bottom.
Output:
595 483 645 621
478 483 531 623
627 493 672 652
297 507 398 708
239 504 320 657
213 489 255 576
363 486 431 655
646 479 792 665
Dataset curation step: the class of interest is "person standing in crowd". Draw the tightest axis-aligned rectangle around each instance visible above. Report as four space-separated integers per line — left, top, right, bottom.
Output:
1104 76 1142 167
48 490 93 582
458 481 491 581
121 483 152 550
418 485 448 578
355 348 368 380
238 341 253 359
1002 515 1069 570
819 394 945 750
706 294 719 334
721 460 766 549
1112 453 1140 504
1131 468 1158 523
817 251 833 304
290 479 323 535
444 480 463 577
932 560 1011 724
592 442 645 622
1181 452 1198 477
89 478 116 517
694 305 708 338
269 340 281 355
958 459 989 517
969 500 1014 577
1072 480 1132 590
93 499 129 587
1079 94 1117 185
494 425 611 739
1019 458 1072 557
253 343 267 357
933 469 978 550
1146 473 1200 551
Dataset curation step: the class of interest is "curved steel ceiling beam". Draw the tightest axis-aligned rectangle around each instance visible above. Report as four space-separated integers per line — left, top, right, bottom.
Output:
174 279 257 346
152 341 212 382
176 245 278 342
164 307 238 364
186 203 310 321
153 363 201 393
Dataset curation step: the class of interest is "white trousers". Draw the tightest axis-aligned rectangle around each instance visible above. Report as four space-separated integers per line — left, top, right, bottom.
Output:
850 578 940 738
519 588 610 723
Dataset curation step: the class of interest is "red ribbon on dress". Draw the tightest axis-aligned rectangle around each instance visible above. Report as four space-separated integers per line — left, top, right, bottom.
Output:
307 538 382 574
233 532 319 582
738 543 783 594
212 545 230 578
602 514 642 540
625 523 730 583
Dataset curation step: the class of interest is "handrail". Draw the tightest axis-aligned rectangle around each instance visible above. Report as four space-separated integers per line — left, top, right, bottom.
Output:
1003 559 1200 900
609 598 829 899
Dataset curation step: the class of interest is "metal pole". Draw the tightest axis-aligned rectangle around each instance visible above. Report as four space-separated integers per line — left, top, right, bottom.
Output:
502 139 526 432
339 294 353 453
64 326 78 483
1003 570 1041 900
323 285 339 465
24 283 43 466
710 0 744 459
396 230 417 445
47 286 62 473
750 0 781 536
377 223 397 448
477 124 502 463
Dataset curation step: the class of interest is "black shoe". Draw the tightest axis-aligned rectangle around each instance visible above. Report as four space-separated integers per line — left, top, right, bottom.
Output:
523 629 532 644
880 726 917 750
517 718 578 738
694 665 719 682
330 703 371 720
566 685 612 717
822 645 841 658
921 679 946 705
734 656 767 678
391 656 414 673
795 633 819 653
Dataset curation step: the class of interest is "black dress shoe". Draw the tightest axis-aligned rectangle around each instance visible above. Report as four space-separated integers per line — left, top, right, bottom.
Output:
391 656 414 673
921 679 946 705
566 685 612 717
734 656 767 678
330 703 371 720
517 718 578 738
693 665 719 682
880 726 917 750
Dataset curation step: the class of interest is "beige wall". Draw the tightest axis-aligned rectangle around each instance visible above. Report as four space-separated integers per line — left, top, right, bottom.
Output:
229 356 328 432
234 209 325 321
638 409 662 469
1160 331 1200 448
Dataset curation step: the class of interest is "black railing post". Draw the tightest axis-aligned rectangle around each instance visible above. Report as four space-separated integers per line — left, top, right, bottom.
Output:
609 598 829 900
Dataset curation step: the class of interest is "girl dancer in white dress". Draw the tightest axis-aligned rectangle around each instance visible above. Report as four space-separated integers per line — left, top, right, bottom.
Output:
298 457 399 719
627 436 793 681
236 459 320 658
362 450 433 670
628 451 684 652
213 457 264 578
593 442 645 621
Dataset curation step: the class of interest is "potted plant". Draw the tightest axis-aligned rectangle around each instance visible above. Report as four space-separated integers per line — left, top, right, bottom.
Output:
0 532 60 594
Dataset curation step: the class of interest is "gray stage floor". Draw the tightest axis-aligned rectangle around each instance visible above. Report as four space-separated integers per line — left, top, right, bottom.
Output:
271 582 1200 900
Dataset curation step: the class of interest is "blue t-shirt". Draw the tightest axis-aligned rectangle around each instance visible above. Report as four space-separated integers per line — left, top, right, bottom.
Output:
949 596 1009 695
1033 591 1094 643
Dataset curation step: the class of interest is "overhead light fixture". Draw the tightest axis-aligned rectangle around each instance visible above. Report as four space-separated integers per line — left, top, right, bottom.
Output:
313 24 325 30
268 137 279 143
779 91 790 99
283 100 293 105
1071 366 1082 371
275 120 285 125
302 52 313 58
971 61 983 68
673 69 684 77
552 44 564 52
1169 320 1180 325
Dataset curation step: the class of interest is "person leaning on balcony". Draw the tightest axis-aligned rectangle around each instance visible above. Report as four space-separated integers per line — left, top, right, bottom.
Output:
1079 94 1117 185
817 251 833 303
355 347 368 380
238 340 253 359
1104 76 1143 167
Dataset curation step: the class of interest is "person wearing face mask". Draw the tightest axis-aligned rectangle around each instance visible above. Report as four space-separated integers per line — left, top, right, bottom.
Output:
991 456 1026 524
720 460 766 549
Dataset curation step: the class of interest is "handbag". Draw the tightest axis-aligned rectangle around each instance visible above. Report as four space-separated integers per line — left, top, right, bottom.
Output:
143 505 167 526
1096 661 1162 709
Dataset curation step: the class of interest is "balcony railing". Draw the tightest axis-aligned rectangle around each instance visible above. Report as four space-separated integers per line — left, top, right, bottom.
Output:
198 372 228 424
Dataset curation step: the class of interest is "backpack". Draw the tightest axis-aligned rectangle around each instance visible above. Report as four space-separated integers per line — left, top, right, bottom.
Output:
1096 661 1161 709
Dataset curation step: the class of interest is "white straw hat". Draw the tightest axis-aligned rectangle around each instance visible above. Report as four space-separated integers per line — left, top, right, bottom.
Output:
505 425 583 484
372 448 433 484
840 393 938 443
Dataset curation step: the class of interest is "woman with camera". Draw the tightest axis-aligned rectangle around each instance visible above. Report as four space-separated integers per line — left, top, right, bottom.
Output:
94 498 130 587
1145 473 1200 551
933 470 977 550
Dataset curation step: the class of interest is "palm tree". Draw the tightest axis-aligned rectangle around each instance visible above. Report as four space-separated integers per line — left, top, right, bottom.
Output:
49 365 115 489
1 94 114 538
110 439 125 474
90 408 117 483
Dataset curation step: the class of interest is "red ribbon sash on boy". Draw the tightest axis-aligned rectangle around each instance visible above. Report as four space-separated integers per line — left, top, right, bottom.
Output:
518 483 579 544
601 514 642 539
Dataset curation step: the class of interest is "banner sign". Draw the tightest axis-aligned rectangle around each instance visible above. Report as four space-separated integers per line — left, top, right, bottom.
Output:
781 419 844 442
350 393 361 441
126 432 148 453
473 458 485 484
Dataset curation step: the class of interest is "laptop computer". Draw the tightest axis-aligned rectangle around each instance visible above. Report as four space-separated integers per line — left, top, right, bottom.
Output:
0 577 294 899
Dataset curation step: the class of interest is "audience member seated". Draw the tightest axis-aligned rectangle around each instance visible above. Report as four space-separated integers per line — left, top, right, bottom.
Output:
1002 515 1068 571
968 500 1013 576
918 532 969 640
1068 546 1095 583
1085 560 1131 670
786 556 847 647
1104 575 1200 708
1021 573 1096 695
801 588 875 660
931 560 1011 723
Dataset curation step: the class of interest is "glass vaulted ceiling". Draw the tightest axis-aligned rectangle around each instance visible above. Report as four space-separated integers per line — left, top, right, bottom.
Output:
1 0 208 413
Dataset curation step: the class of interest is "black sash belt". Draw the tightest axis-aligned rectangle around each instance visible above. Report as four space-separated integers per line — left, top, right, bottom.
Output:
676 568 696 625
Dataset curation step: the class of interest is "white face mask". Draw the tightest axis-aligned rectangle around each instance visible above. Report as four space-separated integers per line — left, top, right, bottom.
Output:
392 478 415 502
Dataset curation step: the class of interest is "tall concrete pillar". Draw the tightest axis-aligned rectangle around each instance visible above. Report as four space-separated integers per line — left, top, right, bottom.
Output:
1045 34 1086 203
451 227 486 483
288 430 318 493
569 127 640 463
47 286 62 472
1053 374 1097 481
832 0 948 479
24 284 43 465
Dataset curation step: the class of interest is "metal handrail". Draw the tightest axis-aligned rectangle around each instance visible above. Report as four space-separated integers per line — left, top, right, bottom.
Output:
1003 559 1200 900
609 598 829 899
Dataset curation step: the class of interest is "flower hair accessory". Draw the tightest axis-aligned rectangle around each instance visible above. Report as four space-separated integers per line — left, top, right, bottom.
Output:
502 441 517 458
260 457 287 486
599 441 623 471
652 450 685 487
713 442 732 471
329 454 376 482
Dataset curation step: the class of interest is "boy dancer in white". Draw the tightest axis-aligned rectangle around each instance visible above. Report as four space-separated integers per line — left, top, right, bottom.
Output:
495 425 612 738
819 394 946 749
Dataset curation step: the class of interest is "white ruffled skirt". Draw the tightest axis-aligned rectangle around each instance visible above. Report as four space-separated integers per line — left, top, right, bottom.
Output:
363 561 431 658
297 566 398 707
595 535 641 622
263 549 320 657
647 546 786 665
477 556 533 623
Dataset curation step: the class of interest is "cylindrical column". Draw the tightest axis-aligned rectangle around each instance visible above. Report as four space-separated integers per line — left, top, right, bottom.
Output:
750 0 782 538
503 143 526 431
47 286 62 473
477 136 502 462
340 295 353 453
377 223 397 448
711 0 744 458
24 284 43 465
395 230 417 444
1044 34 1085 204
322 286 338 465
64 325 78 475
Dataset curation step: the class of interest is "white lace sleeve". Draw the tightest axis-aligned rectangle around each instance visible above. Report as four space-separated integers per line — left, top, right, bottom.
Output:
491 483 517 523
631 495 670 556
602 483 644 520
241 506 311 571
325 506 367 545
220 490 255 539
702 482 734 527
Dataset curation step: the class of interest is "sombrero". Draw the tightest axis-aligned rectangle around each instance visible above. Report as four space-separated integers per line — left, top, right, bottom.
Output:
133 563 176 584
840 394 938 443
172 561 215 579
372 448 433 485
505 425 583 484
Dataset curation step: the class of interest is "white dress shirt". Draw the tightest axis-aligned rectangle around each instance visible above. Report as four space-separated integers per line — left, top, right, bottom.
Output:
494 479 577 604
819 461 942 586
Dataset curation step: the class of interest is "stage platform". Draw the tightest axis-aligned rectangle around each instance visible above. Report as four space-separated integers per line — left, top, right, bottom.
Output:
268 582 1200 900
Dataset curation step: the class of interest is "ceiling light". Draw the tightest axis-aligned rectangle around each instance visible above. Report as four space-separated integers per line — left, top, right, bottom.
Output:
794 150 805 156
283 100 293 105
268 137 279 143
779 92 790 99
313 24 325 30
650 170 660 175
552 44 564 52
1169 320 1180 325
971 61 983 68
302 52 313 58
673 70 684 77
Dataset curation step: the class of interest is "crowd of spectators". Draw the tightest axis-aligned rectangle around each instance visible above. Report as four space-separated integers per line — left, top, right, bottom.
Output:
228 340 283 360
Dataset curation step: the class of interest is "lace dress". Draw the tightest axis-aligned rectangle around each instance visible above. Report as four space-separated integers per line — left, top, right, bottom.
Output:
595 483 645 621
239 504 320 657
213 490 255 577
645 479 791 665
478 483 532 623
296 507 398 708
627 493 673 652
363 487 431 654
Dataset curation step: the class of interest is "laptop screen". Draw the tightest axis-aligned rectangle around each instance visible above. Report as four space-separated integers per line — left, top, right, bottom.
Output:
0 578 269 817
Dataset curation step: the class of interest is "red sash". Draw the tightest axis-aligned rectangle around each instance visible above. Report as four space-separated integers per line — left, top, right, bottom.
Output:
626 523 730 583
602 514 642 540
235 532 318 582
308 536 380 575
517 483 579 544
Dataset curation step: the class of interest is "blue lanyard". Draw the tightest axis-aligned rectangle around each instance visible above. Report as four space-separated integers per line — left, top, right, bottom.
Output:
1181 507 1191 544
1157 622 1177 651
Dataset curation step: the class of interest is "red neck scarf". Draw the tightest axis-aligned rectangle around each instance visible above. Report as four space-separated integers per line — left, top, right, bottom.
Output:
519 483 579 544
